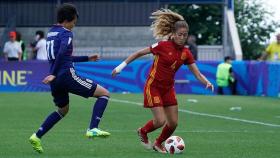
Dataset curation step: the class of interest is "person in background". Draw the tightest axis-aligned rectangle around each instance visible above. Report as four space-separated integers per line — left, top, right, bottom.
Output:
16 31 28 61
3 31 22 61
187 35 198 60
30 41 38 59
32 30 48 60
216 56 237 95
260 33 280 61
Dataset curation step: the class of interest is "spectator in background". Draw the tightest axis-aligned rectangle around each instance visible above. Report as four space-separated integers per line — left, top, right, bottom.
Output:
30 40 38 59
187 35 198 60
3 31 22 61
16 31 28 61
32 30 48 60
260 33 280 61
216 56 236 95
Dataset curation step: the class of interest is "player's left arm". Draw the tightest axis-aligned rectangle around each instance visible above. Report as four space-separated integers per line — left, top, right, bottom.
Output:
72 54 100 62
187 63 214 92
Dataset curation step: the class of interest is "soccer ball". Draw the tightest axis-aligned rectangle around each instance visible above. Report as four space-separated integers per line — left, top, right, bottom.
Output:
164 136 185 154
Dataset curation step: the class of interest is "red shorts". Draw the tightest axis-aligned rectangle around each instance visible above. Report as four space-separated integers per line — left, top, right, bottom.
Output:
143 83 177 108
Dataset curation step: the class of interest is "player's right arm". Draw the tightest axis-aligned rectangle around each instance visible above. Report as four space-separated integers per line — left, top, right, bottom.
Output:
112 47 151 77
17 42 22 61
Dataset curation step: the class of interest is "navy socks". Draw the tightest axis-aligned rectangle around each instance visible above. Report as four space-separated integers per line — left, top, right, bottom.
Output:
36 111 63 138
89 96 109 129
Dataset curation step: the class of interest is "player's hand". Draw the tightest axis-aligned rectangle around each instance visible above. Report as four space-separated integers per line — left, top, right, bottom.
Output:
205 82 214 92
89 54 100 62
111 61 127 77
42 75 56 84
111 69 119 77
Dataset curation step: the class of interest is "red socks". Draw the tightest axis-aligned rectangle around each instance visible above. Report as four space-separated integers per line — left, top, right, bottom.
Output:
141 120 156 134
141 120 176 145
156 125 176 144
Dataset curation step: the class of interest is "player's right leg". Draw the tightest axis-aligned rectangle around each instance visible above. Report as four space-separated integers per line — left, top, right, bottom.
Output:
138 107 166 150
138 85 165 149
29 81 69 153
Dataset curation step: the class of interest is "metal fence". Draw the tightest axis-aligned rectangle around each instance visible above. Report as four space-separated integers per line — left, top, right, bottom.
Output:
72 45 224 61
0 0 162 27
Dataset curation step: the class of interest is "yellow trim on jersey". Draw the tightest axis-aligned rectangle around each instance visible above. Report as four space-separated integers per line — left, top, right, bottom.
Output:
146 55 159 106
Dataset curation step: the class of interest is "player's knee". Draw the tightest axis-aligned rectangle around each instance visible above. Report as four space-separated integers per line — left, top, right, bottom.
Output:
153 118 166 127
93 86 110 97
58 105 69 116
167 120 178 129
102 89 110 97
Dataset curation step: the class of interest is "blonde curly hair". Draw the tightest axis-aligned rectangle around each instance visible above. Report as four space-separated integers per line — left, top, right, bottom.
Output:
150 9 188 40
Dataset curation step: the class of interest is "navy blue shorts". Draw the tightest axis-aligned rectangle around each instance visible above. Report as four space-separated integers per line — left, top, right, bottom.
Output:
50 68 97 107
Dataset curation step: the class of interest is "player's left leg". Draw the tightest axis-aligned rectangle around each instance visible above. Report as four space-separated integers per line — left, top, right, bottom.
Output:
66 69 110 138
153 105 178 154
86 85 110 138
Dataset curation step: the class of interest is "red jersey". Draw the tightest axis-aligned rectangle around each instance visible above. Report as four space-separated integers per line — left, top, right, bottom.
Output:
147 40 195 87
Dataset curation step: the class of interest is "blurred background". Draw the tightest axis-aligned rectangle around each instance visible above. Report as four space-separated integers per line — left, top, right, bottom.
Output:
0 0 279 97
0 1 280 157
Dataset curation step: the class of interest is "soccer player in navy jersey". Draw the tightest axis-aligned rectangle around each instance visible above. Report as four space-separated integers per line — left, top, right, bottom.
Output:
29 3 110 153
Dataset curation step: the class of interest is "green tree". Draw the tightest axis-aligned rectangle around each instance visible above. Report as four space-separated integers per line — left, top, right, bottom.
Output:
169 4 223 45
234 0 280 60
170 1 280 60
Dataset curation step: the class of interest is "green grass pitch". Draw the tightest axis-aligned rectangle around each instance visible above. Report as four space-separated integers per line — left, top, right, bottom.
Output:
0 93 279 158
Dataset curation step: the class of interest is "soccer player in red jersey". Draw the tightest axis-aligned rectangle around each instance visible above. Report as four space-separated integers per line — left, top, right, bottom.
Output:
112 9 214 153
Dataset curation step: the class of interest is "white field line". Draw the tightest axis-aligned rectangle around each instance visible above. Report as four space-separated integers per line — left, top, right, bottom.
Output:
110 98 280 128
2 129 278 133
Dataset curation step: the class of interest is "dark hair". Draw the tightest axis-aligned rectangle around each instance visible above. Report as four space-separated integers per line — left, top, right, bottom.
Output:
57 3 79 23
35 30 44 38
15 31 21 41
224 56 232 62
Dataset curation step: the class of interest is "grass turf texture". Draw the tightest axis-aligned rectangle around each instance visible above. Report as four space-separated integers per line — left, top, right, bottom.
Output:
0 93 279 158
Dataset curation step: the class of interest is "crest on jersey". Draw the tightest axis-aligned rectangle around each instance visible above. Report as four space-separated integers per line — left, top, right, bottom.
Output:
168 52 173 55
181 51 187 60
153 96 161 104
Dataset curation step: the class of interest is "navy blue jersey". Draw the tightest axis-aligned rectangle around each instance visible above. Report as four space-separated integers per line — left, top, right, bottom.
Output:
46 25 88 76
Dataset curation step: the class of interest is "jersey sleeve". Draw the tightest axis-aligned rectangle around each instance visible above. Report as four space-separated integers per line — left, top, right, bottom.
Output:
50 31 72 76
35 40 43 49
72 56 89 62
184 49 195 65
3 42 8 53
16 42 22 53
150 42 163 55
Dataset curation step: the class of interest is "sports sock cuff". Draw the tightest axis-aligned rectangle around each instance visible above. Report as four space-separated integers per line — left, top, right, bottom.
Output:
56 111 64 118
99 96 109 100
